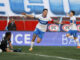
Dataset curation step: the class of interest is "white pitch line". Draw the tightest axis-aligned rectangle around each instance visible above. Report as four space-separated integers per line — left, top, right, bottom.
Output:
13 52 77 60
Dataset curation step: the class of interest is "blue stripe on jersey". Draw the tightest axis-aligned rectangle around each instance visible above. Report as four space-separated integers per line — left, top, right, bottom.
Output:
38 19 48 25
70 20 76 24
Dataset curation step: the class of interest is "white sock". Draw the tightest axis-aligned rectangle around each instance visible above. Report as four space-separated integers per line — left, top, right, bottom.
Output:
30 42 34 48
75 39 80 46
68 36 74 39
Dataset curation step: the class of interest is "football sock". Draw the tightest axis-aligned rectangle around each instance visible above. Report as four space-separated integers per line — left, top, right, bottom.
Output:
68 36 74 39
75 39 80 46
30 42 34 48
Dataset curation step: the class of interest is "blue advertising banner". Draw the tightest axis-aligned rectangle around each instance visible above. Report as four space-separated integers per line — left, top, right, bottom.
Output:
0 31 80 46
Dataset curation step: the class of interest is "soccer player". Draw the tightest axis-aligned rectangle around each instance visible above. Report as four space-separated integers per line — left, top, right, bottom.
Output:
0 32 13 52
0 32 22 52
22 9 59 51
66 11 80 48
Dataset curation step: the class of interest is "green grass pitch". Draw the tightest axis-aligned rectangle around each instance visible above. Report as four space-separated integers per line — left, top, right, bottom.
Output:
0 46 80 60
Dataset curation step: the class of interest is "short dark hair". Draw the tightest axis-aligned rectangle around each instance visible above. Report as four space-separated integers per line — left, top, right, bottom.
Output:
71 11 75 15
43 9 48 12
5 32 11 38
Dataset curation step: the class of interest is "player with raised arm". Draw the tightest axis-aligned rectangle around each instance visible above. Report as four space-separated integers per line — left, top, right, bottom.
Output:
22 9 59 51
66 11 80 48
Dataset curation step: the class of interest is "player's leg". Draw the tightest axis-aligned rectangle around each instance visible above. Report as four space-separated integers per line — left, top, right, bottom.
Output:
73 31 80 48
66 33 71 37
74 37 80 48
66 30 73 39
37 30 44 43
29 34 37 51
29 28 39 51
37 37 42 43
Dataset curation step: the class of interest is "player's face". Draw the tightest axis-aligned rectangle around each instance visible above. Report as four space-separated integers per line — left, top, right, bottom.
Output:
70 12 73 17
8 35 11 39
42 10 48 17
11 18 15 22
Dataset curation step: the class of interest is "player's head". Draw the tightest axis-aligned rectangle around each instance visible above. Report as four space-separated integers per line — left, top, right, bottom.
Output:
42 9 48 17
5 32 11 39
70 11 75 16
11 17 15 22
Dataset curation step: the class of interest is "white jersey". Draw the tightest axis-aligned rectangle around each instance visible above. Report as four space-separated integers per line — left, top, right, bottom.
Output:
70 16 77 30
35 14 52 32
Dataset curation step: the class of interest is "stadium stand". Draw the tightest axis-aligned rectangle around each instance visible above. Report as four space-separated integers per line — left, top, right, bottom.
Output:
0 16 80 31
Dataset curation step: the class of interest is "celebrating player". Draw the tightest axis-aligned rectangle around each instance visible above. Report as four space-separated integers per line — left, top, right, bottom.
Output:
66 11 80 48
22 9 59 51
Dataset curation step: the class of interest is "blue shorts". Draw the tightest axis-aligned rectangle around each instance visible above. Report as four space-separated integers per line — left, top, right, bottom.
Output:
67 30 78 37
33 28 45 39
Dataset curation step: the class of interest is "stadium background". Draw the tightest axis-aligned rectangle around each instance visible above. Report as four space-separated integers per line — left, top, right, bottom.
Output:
0 0 80 46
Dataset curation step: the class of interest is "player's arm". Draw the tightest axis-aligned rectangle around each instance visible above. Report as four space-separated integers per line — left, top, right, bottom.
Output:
21 13 38 19
53 20 61 24
66 13 70 16
53 19 63 24
48 18 61 24
9 41 13 49
6 48 13 52
5 42 13 52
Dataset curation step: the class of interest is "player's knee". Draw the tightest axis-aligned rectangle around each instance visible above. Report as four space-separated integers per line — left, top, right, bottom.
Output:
74 37 77 40
66 34 70 37
37 40 40 43
66 35 68 37
37 39 41 43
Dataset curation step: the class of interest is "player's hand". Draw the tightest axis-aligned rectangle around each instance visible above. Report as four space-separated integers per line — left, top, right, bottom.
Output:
58 22 62 24
66 13 70 16
21 13 26 15
10 50 13 52
59 22 61 24
59 22 63 24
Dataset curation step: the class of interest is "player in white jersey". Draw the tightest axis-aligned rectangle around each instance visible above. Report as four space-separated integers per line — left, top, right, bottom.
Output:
21 9 59 51
66 11 80 48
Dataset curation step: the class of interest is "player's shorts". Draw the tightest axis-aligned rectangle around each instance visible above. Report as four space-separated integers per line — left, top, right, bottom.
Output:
33 28 45 39
67 30 78 37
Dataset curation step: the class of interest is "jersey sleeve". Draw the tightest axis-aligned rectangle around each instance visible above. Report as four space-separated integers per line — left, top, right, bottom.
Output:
48 17 52 21
34 14 41 19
